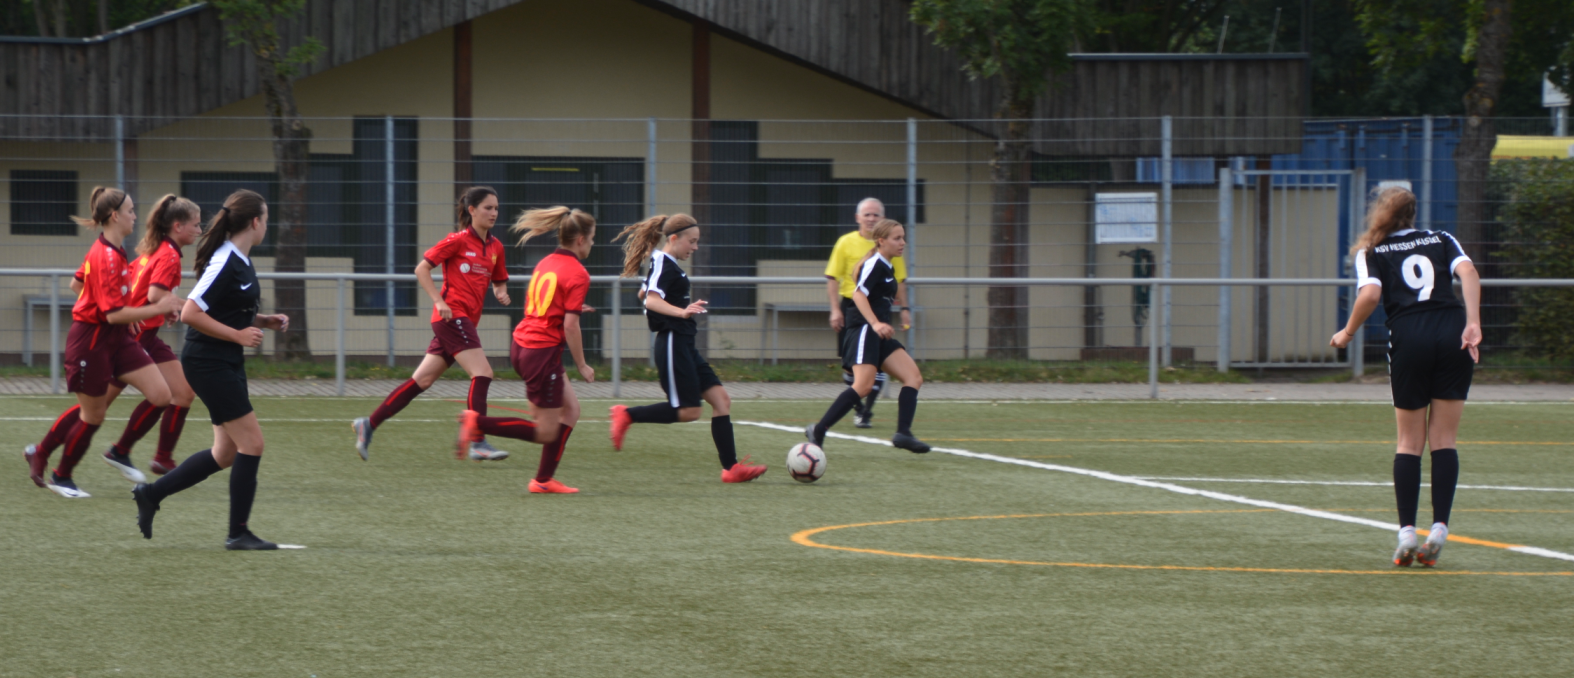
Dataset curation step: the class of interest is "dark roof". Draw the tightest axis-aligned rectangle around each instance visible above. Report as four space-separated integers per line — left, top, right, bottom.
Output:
1 0 1304 155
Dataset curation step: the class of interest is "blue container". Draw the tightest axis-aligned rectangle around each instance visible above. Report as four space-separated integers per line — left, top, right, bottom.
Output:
1277 118 1463 344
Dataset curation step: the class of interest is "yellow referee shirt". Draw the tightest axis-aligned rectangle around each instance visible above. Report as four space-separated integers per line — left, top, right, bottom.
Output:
825 230 906 299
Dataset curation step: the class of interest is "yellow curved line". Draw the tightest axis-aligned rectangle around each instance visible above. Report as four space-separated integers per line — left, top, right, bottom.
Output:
791 511 1574 577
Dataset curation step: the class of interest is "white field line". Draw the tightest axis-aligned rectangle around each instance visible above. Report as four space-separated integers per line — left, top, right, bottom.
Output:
736 420 1574 564
1135 477 1574 493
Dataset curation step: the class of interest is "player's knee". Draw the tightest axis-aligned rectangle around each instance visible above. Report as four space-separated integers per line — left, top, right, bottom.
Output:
538 421 561 444
562 403 581 428
413 373 439 389
906 373 923 390
144 385 172 408
851 384 873 398
677 407 702 423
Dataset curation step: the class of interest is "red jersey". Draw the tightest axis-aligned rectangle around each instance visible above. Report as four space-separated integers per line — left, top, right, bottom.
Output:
127 238 183 336
423 227 508 323
513 249 590 349
72 236 133 325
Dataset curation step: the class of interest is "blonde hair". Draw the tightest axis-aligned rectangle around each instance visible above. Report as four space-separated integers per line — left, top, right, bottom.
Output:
511 206 596 248
71 186 128 229
613 214 698 278
137 194 199 256
1351 187 1418 253
857 218 905 269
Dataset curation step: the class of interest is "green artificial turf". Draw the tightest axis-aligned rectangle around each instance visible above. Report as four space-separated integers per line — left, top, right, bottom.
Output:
2 396 1571 677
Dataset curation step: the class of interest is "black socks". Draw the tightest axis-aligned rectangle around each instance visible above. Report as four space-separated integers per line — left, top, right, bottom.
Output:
627 403 681 424
712 415 738 469
818 388 864 434
146 449 222 502
896 386 919 435
229 454 261 539
1394 454 1422 528
1431 448 1459 525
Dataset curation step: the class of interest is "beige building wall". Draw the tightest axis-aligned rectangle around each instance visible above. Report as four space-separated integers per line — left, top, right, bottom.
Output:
0 0 1342 366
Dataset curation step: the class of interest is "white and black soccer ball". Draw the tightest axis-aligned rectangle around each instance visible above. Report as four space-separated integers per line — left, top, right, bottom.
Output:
787 442 826 483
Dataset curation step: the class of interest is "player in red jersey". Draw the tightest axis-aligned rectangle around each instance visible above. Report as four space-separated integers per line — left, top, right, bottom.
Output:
88 195 203 477
23 187 180 498
457 206 596 493
353 187 511 462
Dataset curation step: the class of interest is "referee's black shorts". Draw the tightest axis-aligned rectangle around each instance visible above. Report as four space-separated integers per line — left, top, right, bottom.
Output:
1387 307 1473 410
183 355 254 425
842 324 905 370
654 331 722 409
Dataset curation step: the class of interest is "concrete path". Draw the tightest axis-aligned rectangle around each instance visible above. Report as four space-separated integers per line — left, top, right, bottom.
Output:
2 378 1569 402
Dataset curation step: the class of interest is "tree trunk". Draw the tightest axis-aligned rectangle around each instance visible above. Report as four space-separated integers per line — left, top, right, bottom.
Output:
986 102 1032 359
1453 0 1513 260
34 0 51 36
259 55 313 361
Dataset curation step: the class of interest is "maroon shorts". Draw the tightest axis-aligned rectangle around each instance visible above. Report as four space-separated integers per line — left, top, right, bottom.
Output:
426 317 484 365
65 322 155 397
138 331 179 364
511 342 565 409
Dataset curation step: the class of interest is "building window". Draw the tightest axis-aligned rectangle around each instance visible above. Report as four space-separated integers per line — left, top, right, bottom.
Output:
10 170 78 236
179 117 420 316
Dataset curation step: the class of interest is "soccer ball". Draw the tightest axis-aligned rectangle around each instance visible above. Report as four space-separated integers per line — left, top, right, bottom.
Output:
787 443 826 483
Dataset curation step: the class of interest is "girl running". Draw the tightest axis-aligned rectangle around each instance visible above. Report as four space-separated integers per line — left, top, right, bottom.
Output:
806 219 930 454
456 206 595 493
1331 186 1480 568
607 214 767 483
353 186 511 462
24 187 180 498
132 189 291 550
96 195 203 478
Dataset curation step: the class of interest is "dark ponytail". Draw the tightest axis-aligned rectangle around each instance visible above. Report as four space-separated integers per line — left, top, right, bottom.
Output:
137 194 199 256
456 186 498 232
195 189 266 276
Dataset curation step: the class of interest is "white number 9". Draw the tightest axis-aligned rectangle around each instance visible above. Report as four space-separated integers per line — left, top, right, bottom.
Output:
1401 254 1435 301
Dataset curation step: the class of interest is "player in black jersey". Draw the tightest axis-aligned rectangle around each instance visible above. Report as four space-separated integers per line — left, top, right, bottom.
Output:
131 190 291 550
606 214 768 483
1331 186 1480 568
807 219 930 454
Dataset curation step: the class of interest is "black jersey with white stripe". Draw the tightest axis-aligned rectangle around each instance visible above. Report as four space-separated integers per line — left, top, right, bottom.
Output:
183 241 261 361
643 250 696 335
1355 228 1471 323
845 253 897 330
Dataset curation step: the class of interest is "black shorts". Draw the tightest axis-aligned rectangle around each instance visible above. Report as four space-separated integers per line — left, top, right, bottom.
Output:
835 297 856 360
654 331 721 409
842 324 905 369
183 355 253 425
1387 308 1473 410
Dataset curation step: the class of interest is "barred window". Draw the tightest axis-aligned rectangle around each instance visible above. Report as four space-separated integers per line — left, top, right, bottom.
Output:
10 170 78 236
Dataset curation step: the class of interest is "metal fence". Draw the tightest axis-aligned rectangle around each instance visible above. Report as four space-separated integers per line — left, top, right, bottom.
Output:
4 268 1571 400
3 114 1572 371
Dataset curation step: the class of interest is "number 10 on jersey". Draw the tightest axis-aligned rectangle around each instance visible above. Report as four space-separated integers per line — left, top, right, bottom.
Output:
526 272 559 316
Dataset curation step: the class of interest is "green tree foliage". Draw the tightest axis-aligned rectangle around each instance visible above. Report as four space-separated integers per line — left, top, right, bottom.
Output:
1494 160 1574 361
910 0 1094 358
212 0 322 360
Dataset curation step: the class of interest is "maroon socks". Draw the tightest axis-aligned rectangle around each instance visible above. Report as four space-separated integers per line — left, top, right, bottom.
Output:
535 425 574 482
370 379 426 428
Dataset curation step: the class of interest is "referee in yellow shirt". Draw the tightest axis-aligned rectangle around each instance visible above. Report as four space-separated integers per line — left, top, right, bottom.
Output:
826 198 909 428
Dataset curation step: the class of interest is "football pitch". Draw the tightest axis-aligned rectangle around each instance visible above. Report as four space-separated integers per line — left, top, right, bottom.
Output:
3 394 1572 677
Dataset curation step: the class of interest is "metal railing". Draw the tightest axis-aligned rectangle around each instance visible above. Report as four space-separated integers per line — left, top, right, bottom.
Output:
7 268 1568 400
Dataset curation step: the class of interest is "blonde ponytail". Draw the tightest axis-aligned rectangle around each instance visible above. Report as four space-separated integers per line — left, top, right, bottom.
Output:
137 194 199 256
511 205 596 248
613 214 697 278
71 186 128 229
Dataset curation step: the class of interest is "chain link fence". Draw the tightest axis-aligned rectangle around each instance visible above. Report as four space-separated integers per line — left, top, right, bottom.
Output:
2 114 1571 374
